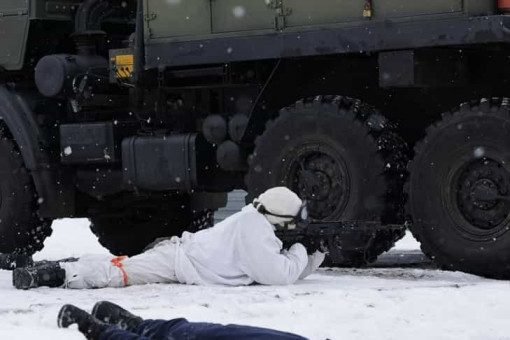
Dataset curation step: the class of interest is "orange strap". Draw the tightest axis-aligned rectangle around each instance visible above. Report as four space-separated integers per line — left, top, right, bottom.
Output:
111 256 129 286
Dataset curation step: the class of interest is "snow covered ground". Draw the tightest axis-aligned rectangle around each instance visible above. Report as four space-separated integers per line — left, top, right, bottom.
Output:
1 219 510 340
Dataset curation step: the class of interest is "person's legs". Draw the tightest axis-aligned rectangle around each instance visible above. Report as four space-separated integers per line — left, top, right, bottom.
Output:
93 301 306 340
57 304 149 340
196 323 307 340
60 254 126 289
132 318 307 340
13 237 180 290
98 326 150 340
131 318 189 339
92 301 143 331
120 239 179 285
58 304 111 340
62 240 179 289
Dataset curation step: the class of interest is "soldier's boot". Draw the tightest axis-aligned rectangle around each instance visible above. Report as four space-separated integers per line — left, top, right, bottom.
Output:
92 301 143 331
0 252 34 270
12 261 65 290
58 304 109 340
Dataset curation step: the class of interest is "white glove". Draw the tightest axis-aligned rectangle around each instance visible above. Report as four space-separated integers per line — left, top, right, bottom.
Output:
299 251 326 280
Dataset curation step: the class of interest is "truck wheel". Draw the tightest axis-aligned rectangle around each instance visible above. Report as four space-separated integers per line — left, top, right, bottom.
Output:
0 126 52 255
246 96 408 265
409 99 510 279
90 202 214 256
189 209 215 232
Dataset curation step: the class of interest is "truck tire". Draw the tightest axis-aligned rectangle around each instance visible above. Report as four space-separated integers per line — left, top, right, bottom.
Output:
90 203 214 256
246 96 408 266
0 126 52 255
189 209 215 232
409 98 510 279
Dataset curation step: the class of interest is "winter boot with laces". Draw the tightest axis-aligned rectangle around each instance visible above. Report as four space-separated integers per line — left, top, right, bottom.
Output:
92 301 143 331
13 261 66 290
58 304 110 340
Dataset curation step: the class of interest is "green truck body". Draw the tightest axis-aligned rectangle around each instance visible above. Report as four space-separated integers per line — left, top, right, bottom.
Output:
1 0 495 70
144 0 488 41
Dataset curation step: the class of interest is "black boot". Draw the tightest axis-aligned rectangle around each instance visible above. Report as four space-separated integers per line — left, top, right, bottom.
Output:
58 304 109 340
0 252 34 270
92 301 143 331
13 261 65 290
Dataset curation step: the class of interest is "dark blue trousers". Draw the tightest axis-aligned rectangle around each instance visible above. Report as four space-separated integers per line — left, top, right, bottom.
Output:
99 318 307 340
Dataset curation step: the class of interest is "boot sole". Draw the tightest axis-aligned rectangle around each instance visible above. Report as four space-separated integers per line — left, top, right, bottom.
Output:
91 301 114 324
91 301 142 330
13 268 35 290
91 302 103 321
57 305 74 328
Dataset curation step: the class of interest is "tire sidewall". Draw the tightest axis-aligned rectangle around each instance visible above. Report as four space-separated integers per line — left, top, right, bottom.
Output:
411 111 510 274
247 108 385 221
91 201 213 256
0 141 37 251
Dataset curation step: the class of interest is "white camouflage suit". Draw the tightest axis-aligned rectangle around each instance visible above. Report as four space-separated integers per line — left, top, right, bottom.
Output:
62 204 325 288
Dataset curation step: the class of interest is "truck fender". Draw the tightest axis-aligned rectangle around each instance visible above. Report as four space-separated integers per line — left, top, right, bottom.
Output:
0 85 45 170
0 85 74 217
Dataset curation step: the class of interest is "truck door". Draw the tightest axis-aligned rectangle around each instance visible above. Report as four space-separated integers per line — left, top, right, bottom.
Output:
375 0 462 18
211 1 275 33
145 0 211 39
0 0 29 70
285 0 362 27
284 0 462 28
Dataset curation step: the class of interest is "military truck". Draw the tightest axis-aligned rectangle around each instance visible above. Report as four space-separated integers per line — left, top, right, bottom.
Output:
1 0 510 278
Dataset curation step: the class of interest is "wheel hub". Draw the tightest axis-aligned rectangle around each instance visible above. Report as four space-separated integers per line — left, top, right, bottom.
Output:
457 158 510 230
298 169 331 200
470 179 499 210
283 144 349 220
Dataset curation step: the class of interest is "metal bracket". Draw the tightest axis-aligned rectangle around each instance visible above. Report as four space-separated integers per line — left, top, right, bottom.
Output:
363 0 373 19
145 12 157 38
0 8 28 17
144 12 157 21
267 0 292 31
266 0 281 10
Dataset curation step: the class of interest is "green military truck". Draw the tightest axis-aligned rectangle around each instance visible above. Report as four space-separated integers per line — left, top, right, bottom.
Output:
0 0 509 278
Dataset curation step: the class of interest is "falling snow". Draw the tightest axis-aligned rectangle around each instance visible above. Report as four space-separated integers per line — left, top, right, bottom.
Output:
232 6 246 18
473 147 485 158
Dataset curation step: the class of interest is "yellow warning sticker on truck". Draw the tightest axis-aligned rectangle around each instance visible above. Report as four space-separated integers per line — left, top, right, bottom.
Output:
114 55 134 78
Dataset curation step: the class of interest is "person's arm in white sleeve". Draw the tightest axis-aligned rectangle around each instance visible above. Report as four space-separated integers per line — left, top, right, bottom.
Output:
237 220 308 285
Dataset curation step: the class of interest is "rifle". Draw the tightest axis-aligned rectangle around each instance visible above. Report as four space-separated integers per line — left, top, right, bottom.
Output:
276 221 406 264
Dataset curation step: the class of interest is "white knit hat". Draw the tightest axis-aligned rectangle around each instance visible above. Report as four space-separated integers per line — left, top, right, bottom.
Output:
253 187 303 228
